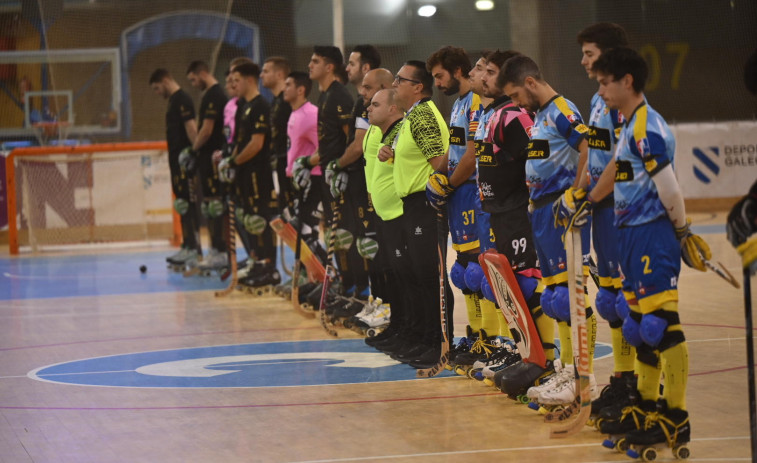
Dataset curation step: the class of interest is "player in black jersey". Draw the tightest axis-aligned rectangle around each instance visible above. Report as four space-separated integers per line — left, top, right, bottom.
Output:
324 44 382 308
295 46 359 297
220 62 279 290
149 68 200 268
186 61 229 271
261 56 293 214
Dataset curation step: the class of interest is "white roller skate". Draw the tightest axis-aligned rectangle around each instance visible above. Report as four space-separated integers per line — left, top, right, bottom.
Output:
196 249 228 277
534 363 597 406
353 298 390 337
526 359 565 401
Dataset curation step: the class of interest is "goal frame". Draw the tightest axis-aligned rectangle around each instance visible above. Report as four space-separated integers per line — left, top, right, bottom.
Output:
5 141 180 255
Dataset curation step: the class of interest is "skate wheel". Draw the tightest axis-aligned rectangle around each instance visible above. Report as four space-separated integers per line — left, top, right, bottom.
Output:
594 418 603 431
673 445 689 460
467 368 481 380
640 446 657 461
444 364 454 371
366 328 377 337
616 437 629 453
454 366 468 377
518 395 531 405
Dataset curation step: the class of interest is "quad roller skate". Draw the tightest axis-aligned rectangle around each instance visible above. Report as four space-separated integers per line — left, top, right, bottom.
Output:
188 249 228 278
299 282 325 311
168 248 200 273
495 358 555 403
166 247 188 272
445 325 478 371
525 363 597 420
625 403 690 461
470 341 520 381
477 345 522 385
239 265 281 296
274 270 308 299
588 371 637 428
330 287 370 327
350 297 391 337
599 393 654 454
453 329 504 378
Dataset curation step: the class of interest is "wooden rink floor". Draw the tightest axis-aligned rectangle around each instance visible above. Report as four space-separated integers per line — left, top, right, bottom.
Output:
0 211 753 462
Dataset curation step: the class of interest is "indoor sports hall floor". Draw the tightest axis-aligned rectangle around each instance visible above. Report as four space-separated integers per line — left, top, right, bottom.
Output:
0 211 752 462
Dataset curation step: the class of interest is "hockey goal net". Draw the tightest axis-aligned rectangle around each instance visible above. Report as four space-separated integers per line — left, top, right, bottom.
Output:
6 142 179 254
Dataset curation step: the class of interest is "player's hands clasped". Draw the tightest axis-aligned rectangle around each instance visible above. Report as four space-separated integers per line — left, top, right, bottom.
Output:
553 187 591 229
425 171 455 210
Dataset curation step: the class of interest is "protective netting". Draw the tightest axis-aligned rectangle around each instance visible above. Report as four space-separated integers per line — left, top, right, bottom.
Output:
9 144 173 252
0 0 754 148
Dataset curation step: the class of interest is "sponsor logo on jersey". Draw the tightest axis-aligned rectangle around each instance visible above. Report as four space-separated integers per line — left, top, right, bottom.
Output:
587 126 611 151
615 160 634 182
449 126 466 146
636 137 650 156
526 139 550 159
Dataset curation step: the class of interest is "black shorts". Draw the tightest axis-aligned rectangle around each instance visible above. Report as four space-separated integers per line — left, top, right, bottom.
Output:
234 162 277 218
197 150 224 198
489 206 538 272
339 168 374 236
169 153 193 201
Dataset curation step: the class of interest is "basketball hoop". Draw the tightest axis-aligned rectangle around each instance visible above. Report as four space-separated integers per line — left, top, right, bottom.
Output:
32 121 70 146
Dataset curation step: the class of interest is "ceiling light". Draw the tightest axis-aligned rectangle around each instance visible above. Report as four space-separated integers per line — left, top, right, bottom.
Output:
417 5 437 17
475 0 494 11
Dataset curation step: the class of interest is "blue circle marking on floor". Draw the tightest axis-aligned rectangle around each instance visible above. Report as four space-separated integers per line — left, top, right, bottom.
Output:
27 339 613 389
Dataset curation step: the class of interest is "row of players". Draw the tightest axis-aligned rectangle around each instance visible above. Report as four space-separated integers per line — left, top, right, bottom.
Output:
148 21 757 460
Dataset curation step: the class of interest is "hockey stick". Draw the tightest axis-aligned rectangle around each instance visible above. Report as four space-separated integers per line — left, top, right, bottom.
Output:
743 263 757 461
318 194 341 337
292 187 316 317
215 196 237 297
417 208 450 378
703 258 740 289
550 226 591 438
280 241 293 277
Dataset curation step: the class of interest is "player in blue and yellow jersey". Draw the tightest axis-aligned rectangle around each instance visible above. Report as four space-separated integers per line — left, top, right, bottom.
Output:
473 50 562 393
575 23 638 417
425 46 502 374
571 47 710 455
500 54 598 404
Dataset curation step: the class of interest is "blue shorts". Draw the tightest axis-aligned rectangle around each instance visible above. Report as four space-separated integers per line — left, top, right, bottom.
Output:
592 202 621 288
531 201 590 285
618 217 680 313
448 182 483 252
477 209 496 252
